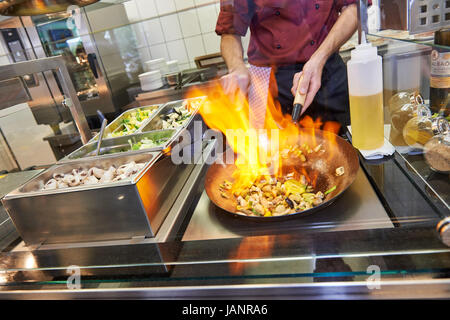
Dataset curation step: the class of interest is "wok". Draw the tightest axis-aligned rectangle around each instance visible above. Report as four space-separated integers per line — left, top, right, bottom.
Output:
205 130 360 220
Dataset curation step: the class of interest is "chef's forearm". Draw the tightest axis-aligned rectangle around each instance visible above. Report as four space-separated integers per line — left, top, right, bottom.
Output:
311 4 358 64
220 34 247 72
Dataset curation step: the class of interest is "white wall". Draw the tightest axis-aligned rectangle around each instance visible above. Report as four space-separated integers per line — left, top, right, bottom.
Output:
123 0 250 70
86 4 133 77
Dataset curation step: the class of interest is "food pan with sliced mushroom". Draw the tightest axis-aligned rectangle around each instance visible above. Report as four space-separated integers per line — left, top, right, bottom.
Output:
1 151 178 246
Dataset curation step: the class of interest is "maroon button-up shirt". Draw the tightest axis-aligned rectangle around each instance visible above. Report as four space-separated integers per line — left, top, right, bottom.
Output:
216 0 358 67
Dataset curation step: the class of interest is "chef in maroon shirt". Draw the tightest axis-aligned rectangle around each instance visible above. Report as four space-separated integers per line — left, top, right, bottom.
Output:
216 0 359 126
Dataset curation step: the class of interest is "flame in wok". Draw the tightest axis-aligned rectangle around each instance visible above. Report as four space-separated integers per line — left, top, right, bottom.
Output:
186 80 340 194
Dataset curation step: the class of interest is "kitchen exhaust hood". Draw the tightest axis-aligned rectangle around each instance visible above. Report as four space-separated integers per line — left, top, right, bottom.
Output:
0 0 99 16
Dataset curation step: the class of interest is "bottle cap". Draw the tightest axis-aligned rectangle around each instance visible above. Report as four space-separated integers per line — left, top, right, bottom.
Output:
351 31 378 61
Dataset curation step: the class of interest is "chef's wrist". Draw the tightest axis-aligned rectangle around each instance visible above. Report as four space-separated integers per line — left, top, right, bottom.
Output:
230 63 248 74
310 50 329 68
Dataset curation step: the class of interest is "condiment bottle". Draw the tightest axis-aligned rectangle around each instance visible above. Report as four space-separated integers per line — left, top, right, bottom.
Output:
403 115 450 149
347 32 384 150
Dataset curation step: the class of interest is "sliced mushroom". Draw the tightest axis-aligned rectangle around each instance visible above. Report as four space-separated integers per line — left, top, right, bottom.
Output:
99 168 116 183
56 181 68 189
83 175 99 185
66 174 81 187
53 173 64 180
335 166 345 176
89 167 105 179
44 179 57 190
41 161 144 190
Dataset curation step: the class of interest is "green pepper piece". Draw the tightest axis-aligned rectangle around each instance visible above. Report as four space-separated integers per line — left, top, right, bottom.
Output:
132 142 141 150
324 185 337 195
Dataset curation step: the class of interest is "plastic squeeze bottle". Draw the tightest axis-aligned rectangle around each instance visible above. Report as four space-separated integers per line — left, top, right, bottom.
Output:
347 32 384 150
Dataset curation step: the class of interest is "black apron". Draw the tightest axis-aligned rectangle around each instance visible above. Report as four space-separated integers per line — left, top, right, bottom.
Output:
273 52 350 128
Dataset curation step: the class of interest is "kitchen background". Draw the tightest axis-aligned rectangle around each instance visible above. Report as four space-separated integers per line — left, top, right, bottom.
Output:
0 0 430 173
0 0 237 172
124 0 250 70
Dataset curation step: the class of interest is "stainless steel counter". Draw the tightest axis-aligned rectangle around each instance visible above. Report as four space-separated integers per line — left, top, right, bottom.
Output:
0 170 43 250
0 170 44 198
0 148 449 299
183 168 393 241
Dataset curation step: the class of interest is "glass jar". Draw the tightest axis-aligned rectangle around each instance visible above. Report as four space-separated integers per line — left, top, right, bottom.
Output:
388 92 425 146
388 91 423 116
391 103 431 133
403 115 450 149
424 133 450 173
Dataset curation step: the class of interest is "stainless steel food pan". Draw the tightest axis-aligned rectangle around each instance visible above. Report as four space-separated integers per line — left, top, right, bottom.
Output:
58 129 177 163
90 104 163 142
1 151 180 246
138 97 206 135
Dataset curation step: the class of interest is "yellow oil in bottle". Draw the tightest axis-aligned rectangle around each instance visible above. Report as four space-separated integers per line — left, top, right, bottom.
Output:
349 92 384 150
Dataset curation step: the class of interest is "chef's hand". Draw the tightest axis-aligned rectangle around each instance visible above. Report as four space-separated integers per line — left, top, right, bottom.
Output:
221 65 250 101
291 56 326 116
